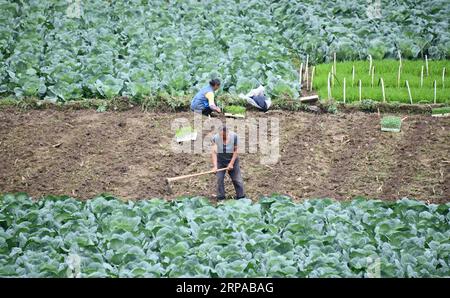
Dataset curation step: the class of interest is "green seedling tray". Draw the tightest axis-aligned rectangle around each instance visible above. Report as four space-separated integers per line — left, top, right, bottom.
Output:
175 127 197 142
224 105 246 118
380 116 402 133
176 131 197 142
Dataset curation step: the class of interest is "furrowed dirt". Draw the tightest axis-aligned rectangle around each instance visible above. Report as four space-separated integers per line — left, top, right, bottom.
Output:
0 108 449 203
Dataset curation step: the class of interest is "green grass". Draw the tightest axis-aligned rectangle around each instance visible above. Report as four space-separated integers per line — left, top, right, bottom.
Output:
224 105 246 115
432 107 450 115
381 116 402 131
314 59 450 104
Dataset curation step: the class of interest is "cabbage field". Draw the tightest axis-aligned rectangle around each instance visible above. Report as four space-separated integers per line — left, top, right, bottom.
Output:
1 193 449 277
1 0 449 280
1 0 449 101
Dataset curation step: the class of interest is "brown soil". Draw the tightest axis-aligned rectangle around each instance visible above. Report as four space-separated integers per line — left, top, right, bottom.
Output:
0 108 449 203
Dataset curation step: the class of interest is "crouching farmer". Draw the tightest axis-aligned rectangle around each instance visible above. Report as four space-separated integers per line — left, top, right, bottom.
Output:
191 79 221 116
239 85 271 112
211 126 245 200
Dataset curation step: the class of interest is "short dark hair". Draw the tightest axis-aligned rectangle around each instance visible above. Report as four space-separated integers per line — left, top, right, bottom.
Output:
209 79 221 87
221 125 227 132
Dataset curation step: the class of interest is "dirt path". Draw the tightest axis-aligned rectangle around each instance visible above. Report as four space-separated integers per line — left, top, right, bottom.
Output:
0 108 448 203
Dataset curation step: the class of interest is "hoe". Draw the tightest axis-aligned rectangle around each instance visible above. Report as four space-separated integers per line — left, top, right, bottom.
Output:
166 168 227 194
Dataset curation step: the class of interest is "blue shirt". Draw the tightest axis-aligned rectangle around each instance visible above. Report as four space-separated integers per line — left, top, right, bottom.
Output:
191 85 213 111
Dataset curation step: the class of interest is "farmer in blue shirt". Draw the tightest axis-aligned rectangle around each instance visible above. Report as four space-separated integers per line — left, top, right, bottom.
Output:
191 79 222 116
211 126 245 200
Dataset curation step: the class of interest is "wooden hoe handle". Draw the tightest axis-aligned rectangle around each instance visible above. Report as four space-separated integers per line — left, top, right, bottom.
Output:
166 168 228 183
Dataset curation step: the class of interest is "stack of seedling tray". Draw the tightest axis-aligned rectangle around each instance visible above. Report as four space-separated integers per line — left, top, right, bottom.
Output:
224 105 246 118
175 126 197 142
380 116 402 132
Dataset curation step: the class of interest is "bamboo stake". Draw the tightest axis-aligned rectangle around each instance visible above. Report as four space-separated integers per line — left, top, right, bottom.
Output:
305 55 309 89
434 80 437 104
333 52 336 76
398 50 402 67
305 63 309 92
406 80 412 104
327 72 331 100
368 55 372 74
299 63 303 86
443 67 446 89
397 65 402 88
343 78 346 103
331 65 335 86
371 66 375 87
420 66 424 88
425 55 429 76
359 80 362 102
351 65 355 87
380 78 385 102
310 66 315 91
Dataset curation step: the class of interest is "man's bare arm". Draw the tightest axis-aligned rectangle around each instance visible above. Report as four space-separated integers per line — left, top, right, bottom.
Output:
211 143 218 171
228 145 238 170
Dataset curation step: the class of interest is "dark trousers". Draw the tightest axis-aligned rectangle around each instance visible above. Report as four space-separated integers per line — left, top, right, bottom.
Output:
202 107 213 116
192 107 212 116
216 158 245 200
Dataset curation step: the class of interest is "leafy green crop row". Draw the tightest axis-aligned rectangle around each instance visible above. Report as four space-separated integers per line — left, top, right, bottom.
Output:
0 0 449 101
0 193 449 277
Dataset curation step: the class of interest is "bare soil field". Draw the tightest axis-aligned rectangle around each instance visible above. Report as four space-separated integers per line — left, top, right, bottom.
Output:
0 108 448 203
